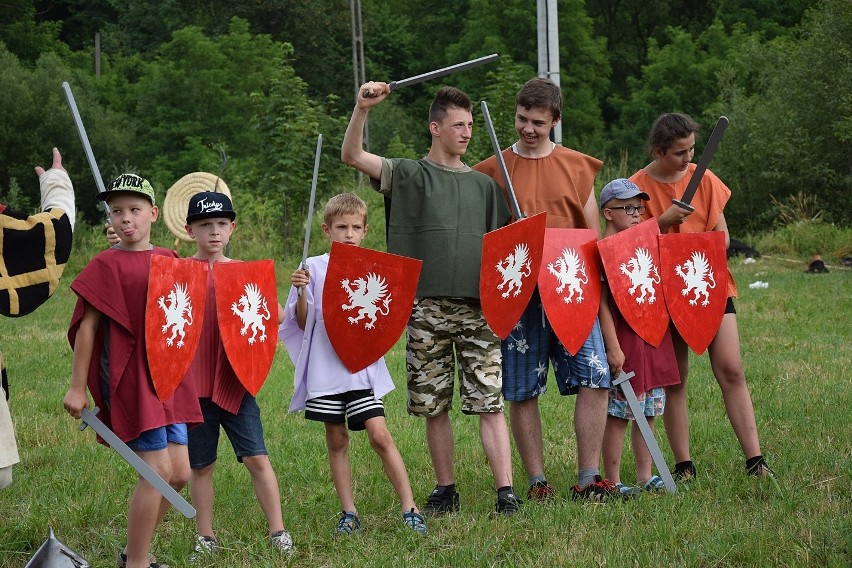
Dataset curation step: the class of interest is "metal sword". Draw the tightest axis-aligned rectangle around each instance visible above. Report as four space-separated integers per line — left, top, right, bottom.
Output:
672 116 729 212
364 54 499 96
480 100 524 220
612 371 677 492
79 408 197 518
298 134 323 297
61 82 110 217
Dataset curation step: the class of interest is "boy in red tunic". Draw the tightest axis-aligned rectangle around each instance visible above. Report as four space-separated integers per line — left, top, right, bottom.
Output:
64 174 202 568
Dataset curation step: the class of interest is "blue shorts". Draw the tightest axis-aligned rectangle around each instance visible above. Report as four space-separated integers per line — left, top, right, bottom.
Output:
127 423 188 452
502 289 611 401
305 389 385 431
188 396 268 469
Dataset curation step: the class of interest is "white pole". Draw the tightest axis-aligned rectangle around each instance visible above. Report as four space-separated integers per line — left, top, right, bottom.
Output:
536 0 562 144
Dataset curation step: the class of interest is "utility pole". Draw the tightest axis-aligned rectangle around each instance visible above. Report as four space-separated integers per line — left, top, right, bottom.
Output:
537 0 561 144
350 0 368 151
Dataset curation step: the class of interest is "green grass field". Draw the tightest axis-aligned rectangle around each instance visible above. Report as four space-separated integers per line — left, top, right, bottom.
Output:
0 232 849 567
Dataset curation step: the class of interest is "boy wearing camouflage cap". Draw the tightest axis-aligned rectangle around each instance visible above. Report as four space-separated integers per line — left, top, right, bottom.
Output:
64 173 202 568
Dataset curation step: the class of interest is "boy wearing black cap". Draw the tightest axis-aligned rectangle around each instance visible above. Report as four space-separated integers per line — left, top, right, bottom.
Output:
182 192 293 558
597 179 679 494
65 173 203 568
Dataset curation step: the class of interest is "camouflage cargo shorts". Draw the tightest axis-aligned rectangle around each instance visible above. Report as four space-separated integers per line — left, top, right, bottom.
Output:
406 297 504 417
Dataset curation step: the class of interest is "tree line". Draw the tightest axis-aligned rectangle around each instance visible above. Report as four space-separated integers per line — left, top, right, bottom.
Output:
0 0 849 239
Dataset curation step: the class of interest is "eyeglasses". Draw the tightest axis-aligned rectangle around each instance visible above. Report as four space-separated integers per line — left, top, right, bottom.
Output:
606 205 646 215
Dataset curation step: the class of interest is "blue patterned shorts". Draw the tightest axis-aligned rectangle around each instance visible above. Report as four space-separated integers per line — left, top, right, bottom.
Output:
501 290 611 401
607 387 666 420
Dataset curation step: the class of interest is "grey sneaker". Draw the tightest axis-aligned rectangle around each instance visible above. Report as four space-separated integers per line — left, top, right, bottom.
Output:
402 509 428 535
269 530 293 552
189 535 217 562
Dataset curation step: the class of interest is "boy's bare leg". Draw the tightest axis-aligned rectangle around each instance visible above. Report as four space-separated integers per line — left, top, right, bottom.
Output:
665 332 691 464
479 411 513 489
632 419 654 483
425 412 454 486
363 417 417 512
575 386 608 472
242 455 285 534
602 415 628 483
190 463 216 537
508 399 545 480
325 423 355 512
708 315 762 459
125 448 175 568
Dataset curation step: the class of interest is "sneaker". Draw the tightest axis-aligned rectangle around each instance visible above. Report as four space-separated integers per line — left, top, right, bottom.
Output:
402 509 428 535
117 551 162 568
269 530 293 552
615 482 641 497
336 511 361 535
672 462 696 482
746 459 775 478
422 486 460 516
495 491 522 516
572 475 624 502
642 475 666 492
526 481 556 502
188 535 217 562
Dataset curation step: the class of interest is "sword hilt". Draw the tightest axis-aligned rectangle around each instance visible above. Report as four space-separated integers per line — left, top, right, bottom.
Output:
612 370 636 386
78 406 100 431
671 199 695 213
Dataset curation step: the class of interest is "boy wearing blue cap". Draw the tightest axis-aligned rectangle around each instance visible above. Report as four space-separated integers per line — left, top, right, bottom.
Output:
597 179 679 494
182 192 293 559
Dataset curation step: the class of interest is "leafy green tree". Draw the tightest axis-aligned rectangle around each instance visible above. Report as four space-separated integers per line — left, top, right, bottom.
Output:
717 0 852 230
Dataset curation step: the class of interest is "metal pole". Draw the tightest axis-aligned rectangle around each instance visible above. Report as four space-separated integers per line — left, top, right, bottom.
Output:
537 0 562 144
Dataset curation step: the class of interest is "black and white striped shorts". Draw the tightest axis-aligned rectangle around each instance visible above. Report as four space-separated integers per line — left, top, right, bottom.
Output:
305 389 385 431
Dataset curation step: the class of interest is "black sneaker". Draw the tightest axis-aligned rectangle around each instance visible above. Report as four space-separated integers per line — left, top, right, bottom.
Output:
422 486 460 516
571 475 625 502
495 491 522 516
672 462 697 482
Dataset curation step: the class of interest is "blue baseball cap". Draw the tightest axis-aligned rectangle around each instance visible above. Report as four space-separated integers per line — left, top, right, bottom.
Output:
599 178 649 208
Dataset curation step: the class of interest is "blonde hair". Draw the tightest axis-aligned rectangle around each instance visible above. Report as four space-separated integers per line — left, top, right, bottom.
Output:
323 192 368 226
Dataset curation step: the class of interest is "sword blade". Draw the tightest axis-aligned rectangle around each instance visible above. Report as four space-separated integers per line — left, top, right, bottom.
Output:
387 54 499 91
79 408 197 518
613 371 677 492
298 134 323 297
673 116 729 212
61 82 110 217
480 101 523 220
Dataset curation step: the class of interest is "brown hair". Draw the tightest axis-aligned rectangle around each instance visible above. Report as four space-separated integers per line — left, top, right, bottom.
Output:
516 77 562 121
647 113 700 157
429 86 472 123
323 192 368 226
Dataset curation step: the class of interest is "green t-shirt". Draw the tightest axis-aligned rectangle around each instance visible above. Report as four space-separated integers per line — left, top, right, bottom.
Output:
373 158 511 299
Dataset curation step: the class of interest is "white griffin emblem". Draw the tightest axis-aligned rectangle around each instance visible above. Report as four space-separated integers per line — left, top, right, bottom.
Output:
340 272 392 329
620 248 661 304
547 247 588 304
675 251 717 306
496 243 532 298
158 282 194 348
230 283 271 344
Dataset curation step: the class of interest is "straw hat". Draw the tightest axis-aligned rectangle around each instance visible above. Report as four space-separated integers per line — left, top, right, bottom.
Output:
162 172 232 242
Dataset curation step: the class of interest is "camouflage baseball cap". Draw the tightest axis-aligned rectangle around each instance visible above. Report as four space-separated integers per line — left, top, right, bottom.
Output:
98 173 156 205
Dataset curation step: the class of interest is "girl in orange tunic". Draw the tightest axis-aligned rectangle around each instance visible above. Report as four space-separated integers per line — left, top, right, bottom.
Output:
630 113 773 480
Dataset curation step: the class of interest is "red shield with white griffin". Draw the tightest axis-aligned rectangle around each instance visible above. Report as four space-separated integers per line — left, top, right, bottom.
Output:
537 228 601 355
480 212 546 339
659 231 728 355
214 260 278 396
597 219 669 347
323 241 422 373
146 256 207 402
